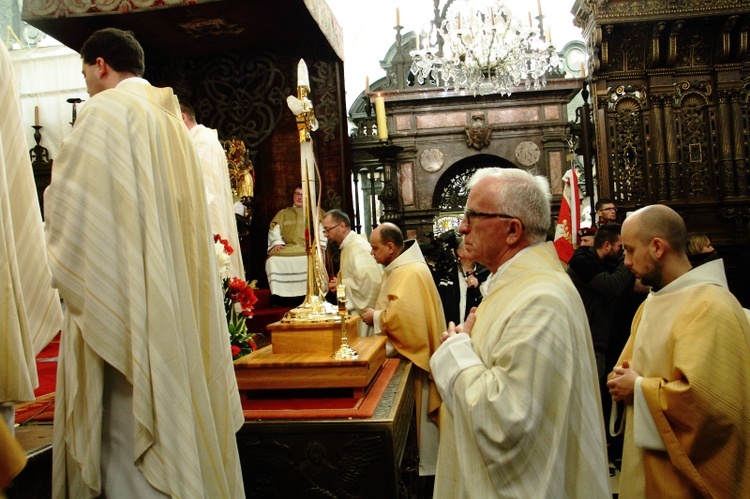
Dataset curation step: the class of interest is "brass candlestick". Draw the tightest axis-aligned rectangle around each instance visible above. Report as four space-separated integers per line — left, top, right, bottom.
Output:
332 284 358 360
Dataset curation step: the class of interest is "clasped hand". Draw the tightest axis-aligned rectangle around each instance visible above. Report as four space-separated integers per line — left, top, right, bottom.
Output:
440 307 477 343
607 360 640 405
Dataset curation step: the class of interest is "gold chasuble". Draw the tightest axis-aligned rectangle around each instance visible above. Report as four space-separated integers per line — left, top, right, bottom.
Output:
375 240 444 419
269 206 307 256
45 79 244 498
374 239 445 474
615 259 750 498
0 41 63 407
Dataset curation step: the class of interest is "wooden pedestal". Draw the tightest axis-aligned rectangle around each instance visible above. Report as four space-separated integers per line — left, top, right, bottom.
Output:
268 316 359 355
234 317 387 397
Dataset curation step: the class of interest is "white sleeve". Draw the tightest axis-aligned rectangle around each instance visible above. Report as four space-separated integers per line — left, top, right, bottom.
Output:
267 225 284 252
633 376 666 451
429 333 484 414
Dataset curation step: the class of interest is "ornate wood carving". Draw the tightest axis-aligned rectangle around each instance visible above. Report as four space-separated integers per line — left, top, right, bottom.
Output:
606 86 649 205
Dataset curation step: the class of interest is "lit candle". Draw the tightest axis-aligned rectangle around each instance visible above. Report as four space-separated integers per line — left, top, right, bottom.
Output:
396 7 400 26
34 106 39 126
373 93 388 141
365 76 370 94
536 0 542 16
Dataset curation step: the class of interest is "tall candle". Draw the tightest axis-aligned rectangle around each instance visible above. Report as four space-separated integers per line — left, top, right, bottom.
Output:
528 11 533 27
396 7 400 26
580 62 586 78
297 59 309 88
547 26 552 44
365 76 370 94
373 94 388 141
34 106 39 126
536 0 542 16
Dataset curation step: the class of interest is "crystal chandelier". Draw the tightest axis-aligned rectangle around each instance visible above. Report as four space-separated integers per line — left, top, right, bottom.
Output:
410 0 561 96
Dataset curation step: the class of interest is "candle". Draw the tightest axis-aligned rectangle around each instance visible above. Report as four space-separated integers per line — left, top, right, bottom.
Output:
297 59 309 88
396 7 400 26
34 106 39 126
457 13 461 30
373 94 388 141
528 11 533 27
580 62 586 78
536 0 542 16
547 26 552 44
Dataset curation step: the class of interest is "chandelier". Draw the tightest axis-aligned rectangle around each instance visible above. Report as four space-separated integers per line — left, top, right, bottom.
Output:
410 0 561 96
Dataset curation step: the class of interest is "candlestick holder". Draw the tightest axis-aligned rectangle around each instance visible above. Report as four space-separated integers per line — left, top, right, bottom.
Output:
332 285 358 360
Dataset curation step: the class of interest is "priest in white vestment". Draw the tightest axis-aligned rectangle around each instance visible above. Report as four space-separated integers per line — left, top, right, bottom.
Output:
0 40 63 484
430 168 611 498
180 101 244 279
608 205 750 498
44 28 244 498
322 209 382 337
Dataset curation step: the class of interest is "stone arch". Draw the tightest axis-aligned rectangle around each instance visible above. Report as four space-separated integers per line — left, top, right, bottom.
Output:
432 153 517 211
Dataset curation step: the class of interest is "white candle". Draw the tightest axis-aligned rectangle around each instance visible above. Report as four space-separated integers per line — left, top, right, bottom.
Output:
528 11 533 27
580 62 586 78
547 26 552 44
34 106 39 126
373 94 388 141
536 0 542 16
396 7 400 26
297 59 309 88
365 76 370 94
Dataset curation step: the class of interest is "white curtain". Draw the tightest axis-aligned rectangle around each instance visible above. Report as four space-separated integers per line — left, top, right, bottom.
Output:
8 43 88 161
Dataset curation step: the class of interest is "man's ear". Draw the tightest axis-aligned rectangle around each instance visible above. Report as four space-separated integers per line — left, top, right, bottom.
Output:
94 57 108 78
650 237 666 259
505 219 523 244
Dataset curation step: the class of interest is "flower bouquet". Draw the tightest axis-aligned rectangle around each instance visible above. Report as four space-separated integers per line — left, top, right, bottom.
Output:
215 234 259 359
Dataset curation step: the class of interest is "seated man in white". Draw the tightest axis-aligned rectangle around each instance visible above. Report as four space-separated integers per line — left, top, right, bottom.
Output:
266 185 325 306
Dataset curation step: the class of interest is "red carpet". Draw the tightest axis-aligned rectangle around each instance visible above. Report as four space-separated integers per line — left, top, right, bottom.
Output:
14 335 59 424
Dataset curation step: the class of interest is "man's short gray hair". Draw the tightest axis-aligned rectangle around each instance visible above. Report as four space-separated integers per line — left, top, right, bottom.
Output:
467 168 551 243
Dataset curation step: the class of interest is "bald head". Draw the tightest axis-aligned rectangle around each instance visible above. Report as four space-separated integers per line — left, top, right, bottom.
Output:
624 205 687 255
370 223 404 266
621 205 691 289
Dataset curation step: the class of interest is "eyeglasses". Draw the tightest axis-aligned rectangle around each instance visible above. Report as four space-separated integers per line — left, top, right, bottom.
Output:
322 225 339 234
599 207 616 212
463 208 523 228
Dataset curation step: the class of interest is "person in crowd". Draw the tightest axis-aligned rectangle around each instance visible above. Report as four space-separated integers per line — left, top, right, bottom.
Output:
430 167 610 498
686 232 719 268
566 223 634 473
596 198 617 226
322 209 382 336
0 39 63 487
435 233 489 326
180 101 244 279
577 225 597 247
266 184 326 306
608 205 750 498
44 28 244 498
362 223 444 477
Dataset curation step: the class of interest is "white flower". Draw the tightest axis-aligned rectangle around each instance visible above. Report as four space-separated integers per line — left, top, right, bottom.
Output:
234 302 243 314
215 240 231 278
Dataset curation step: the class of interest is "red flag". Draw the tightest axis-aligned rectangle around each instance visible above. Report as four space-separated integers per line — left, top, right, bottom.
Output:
553 168 581 263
